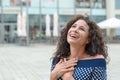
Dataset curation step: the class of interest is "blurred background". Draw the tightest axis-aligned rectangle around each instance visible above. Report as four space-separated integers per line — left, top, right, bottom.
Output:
0 0 120 80
0 0 120 45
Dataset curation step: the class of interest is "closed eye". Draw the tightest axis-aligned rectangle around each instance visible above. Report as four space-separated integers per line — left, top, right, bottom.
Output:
71 25 76 28
79 27 85 31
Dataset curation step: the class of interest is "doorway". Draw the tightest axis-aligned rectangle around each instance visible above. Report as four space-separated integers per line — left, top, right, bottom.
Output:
3 23 17 43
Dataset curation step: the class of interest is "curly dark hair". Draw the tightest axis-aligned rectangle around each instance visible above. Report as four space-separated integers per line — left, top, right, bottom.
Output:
52 15 108 62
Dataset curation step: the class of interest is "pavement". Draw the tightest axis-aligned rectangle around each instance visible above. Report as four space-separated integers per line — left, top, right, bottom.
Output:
0 43 120 80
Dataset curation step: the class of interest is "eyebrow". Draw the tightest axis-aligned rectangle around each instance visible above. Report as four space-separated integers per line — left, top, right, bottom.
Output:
73 23 87 29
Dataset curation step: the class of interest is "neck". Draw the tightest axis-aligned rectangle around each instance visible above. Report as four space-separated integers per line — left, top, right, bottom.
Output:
69 45 86 59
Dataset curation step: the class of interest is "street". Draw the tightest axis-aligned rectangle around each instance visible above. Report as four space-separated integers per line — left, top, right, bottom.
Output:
0 43 120 80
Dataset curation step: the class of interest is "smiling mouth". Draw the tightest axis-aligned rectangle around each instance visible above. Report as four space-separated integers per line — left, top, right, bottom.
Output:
70 34 78 39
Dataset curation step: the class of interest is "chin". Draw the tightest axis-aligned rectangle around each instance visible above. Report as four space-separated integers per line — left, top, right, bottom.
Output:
67 39 76 44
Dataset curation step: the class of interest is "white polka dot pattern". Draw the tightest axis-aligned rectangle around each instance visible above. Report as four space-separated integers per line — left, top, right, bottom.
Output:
51 58 107 80
73 67 106 80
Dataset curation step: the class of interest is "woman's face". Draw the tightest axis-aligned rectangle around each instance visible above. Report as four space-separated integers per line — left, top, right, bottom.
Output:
67 19 90 46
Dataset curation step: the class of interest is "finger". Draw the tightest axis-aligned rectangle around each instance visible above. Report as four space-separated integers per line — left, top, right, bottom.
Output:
63 58 76 62
64 63 77 69
58 59 63 64
63 58 67 62
67 67 75 71
63 59 78 66
61 67 75 73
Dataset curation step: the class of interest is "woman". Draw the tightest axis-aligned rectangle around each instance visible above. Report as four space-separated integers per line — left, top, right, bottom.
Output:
50 15 108 80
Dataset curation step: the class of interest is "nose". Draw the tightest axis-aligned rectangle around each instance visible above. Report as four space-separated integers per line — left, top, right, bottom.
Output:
73 27 78 32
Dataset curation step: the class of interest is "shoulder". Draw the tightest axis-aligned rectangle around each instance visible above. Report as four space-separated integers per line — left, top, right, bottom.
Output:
81 54 105 60
89 54 106 67
77 59 106 68
92 54 105 59
77 55 106 68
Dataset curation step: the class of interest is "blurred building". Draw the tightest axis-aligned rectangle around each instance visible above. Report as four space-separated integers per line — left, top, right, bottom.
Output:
106 0 120 42
0 0 118 44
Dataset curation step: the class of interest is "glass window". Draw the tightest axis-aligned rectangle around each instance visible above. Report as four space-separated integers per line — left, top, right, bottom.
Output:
10 0 31 6
115 0 120 9
116 15 120 19
0 14 1 22
30 0 39 8
59 0 74 8
94 0 106 8
29 14 53 40
29 15 40 26
92 15 106 23
91 0 106 8
75 0 90 8
75 0 106 9
0 0 1 6
3 14 17 23
59 15 73 32
41 0 57 8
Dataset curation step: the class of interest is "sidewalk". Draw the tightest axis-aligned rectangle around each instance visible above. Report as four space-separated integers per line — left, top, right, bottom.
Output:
0 44 55 80
0 43 120 80
107 44 120 80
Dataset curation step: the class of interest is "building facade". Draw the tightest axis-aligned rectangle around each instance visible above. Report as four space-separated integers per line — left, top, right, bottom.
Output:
106 0 120 41
0 0 107 43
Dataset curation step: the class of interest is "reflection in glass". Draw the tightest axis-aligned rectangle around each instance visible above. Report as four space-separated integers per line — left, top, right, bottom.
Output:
10 0 31 6
75 0 106 9
0 0 1 6
0 14 1 22
115 0 120 9
3 14 17 23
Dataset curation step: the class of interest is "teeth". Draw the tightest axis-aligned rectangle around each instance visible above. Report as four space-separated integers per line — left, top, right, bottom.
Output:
70 34 76 38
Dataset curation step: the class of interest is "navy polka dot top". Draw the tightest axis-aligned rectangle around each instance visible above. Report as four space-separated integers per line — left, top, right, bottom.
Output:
51 58 106 80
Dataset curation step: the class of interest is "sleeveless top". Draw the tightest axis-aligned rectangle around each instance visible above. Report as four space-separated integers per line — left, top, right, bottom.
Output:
51 58 106 80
